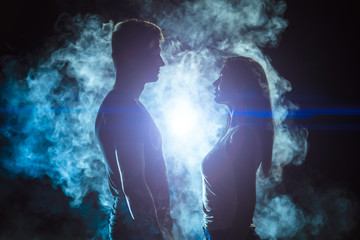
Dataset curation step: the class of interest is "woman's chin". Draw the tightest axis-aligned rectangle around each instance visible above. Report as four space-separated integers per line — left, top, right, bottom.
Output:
214 96 224 104
215 96 232 106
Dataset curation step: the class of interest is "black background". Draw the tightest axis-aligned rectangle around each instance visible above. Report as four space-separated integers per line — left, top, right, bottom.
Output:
1 0 359 239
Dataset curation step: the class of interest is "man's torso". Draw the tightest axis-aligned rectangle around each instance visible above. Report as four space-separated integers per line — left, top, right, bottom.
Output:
95 90 168 200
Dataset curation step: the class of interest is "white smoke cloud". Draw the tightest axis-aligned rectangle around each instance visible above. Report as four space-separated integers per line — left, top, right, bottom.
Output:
136 0 307 238
0 0 357 239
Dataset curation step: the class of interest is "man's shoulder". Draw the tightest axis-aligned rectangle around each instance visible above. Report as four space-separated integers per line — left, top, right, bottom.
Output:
98 91 143 116
97 91 147 130
101 90 138 108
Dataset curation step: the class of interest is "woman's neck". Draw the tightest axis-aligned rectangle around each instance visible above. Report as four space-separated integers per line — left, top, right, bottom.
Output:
227 103 265 128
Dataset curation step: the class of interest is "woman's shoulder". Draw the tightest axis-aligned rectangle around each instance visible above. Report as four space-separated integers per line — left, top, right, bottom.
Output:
227 125 256 151
224 125 258 167
230 124 256 140
230 119 273 141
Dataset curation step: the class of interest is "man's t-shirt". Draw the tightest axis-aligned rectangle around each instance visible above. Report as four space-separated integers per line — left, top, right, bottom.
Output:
95 89 171 237
96 90 168 200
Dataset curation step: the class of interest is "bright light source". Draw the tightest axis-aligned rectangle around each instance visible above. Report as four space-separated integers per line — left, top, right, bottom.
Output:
165 98 199 138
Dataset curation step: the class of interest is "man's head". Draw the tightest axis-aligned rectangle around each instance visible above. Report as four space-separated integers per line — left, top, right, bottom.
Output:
112 19 165 84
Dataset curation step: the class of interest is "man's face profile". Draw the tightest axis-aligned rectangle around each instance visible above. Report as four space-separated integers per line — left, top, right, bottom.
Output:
111 20 165 85
140 39 165 83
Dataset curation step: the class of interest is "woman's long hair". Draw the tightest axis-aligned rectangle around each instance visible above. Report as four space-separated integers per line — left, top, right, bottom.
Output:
225 56 274 177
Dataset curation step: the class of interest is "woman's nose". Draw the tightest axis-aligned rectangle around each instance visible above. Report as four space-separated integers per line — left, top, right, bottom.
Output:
213 78 220 87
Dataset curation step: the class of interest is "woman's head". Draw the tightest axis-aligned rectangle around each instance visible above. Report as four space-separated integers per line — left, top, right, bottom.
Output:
214 56 273 177
213 56 270 111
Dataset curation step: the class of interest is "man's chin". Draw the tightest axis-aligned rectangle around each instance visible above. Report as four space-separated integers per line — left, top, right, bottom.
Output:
146 78 158 83
146 75 159 83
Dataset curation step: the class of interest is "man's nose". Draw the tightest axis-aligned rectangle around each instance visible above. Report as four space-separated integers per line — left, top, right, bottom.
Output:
159 56 165 67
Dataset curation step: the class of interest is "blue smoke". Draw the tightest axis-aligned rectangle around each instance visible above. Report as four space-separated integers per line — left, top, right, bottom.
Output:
0 0 357 239
1 14 114 238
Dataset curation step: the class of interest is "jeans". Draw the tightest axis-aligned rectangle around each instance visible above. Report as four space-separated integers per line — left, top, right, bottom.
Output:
203 225 261 240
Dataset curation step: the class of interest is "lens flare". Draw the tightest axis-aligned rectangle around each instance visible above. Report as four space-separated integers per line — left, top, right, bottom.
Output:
2 1 356 239
0 10 306 239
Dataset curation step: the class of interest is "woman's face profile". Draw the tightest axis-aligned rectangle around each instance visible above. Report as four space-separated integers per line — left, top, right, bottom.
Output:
213 65 238 104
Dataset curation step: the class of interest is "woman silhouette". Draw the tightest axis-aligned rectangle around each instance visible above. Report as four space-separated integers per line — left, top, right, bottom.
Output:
202 56 274 240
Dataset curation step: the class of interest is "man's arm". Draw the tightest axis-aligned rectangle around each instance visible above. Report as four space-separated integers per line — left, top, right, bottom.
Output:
101 96 164 239
114 139 164 239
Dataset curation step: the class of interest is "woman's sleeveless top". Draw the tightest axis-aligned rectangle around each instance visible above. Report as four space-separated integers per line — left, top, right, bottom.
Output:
201 125 262 230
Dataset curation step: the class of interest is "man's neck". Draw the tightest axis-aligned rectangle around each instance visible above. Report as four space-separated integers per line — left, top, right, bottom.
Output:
113 74 144 99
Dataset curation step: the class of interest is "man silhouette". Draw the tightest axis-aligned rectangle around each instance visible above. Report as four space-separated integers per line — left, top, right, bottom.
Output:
95 19 174 240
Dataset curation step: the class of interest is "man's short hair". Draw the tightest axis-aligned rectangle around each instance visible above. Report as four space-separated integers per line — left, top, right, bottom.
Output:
112 19 164 68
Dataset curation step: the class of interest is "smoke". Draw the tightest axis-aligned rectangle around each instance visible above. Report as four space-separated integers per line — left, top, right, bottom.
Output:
0 0 357 239
1 14 114 239
137 0 308 238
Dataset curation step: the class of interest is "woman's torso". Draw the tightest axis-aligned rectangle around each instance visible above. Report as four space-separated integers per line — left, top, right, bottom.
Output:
202 124 262 231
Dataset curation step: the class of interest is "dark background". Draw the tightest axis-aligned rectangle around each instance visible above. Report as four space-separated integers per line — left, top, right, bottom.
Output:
1 0 359 239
